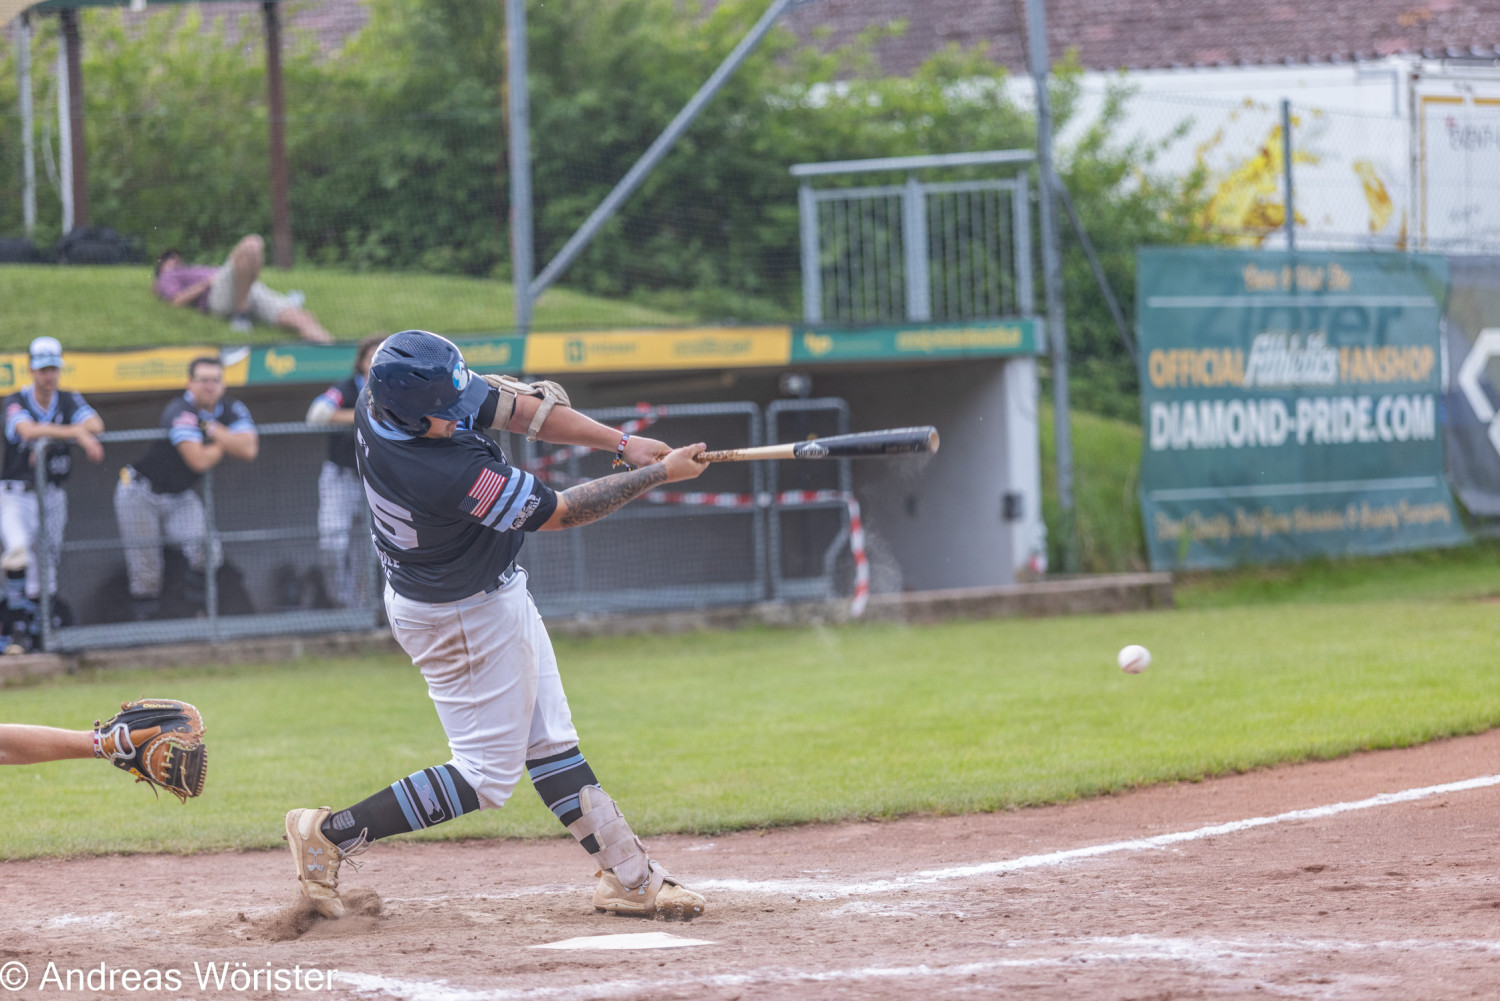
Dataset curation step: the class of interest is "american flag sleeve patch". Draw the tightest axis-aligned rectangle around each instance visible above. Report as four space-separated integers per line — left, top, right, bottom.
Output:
460 466 508 519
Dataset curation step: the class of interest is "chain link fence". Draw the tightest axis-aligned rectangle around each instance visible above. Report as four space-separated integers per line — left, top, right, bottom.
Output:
25 399 859 653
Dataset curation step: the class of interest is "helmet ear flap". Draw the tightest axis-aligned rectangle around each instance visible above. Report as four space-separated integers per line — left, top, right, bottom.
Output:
373 399 430 435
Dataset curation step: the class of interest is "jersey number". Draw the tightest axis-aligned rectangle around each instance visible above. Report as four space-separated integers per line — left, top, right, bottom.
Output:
364 482 419 550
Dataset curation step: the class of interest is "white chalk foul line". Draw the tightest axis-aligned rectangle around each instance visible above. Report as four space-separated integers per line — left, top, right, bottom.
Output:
337 936 1500 1001
697 773 1500 899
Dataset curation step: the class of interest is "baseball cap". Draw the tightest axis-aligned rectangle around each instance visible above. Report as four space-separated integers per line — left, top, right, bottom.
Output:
29 336 63 370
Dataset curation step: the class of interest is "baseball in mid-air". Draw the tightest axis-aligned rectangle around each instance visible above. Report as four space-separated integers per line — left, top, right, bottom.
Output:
1117 644 1151 674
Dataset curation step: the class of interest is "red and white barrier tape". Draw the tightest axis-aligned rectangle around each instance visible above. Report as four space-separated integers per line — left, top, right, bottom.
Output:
527 465 869 616
636 487 868 617
521 413 868 616
847 495 869 617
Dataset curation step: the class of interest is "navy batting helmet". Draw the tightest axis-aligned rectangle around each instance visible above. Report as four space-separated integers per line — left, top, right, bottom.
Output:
367 330 489 435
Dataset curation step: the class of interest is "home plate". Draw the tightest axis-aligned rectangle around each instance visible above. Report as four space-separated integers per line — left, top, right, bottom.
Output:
531 932 714 951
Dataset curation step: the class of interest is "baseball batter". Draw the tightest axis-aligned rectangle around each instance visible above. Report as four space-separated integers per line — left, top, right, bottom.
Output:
285 330 710 920
305 334 384 608
113 358 258 621
0 337 104 652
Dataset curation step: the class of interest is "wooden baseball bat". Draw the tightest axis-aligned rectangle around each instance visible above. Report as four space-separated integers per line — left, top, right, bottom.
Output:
700 426 940 463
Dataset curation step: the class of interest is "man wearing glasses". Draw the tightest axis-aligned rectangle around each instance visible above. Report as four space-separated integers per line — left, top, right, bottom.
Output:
113 358 259 621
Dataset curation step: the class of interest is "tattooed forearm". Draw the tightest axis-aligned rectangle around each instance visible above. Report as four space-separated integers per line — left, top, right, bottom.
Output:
557 464 669 528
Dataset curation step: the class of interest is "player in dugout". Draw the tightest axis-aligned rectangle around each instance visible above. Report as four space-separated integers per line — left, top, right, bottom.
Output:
0 336 105 653
284 329 711 920
113 357 258 621
304 334 385 608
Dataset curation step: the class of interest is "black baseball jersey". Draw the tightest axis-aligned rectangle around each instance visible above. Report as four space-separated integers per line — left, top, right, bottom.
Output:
132 392 256 495
354 386 557 602
2 387 97 486
312 374 363 470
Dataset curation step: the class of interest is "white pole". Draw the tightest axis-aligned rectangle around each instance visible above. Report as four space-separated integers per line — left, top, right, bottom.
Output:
506 0 533 335
17 14 36 236
57 45 73 235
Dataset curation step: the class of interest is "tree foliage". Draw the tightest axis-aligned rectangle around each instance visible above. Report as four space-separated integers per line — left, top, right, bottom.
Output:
0 0 1208 416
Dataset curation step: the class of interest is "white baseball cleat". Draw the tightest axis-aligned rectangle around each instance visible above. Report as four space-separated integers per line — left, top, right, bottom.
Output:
570 784 706 919
284 807 361 918
593 860 706 920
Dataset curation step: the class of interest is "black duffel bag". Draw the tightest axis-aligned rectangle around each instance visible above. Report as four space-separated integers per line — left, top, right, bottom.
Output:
0 237 43 264
54 226 146 265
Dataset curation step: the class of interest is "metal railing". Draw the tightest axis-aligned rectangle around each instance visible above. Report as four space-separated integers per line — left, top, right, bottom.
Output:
40 422 383 653
794 151 1037 325
24 400 859 653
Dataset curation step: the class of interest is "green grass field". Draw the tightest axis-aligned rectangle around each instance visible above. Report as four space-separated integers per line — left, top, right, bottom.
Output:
2 548 1497 859
0 265 687 351
1 276 1495 860
1040 406 1148 573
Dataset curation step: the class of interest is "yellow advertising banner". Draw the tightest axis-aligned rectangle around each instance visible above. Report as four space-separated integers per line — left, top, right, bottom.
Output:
524 327 792 373
0 347 225 395
0 319 1033 396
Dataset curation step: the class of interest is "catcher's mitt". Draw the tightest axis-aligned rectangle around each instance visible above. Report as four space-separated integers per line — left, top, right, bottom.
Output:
93 698 207 802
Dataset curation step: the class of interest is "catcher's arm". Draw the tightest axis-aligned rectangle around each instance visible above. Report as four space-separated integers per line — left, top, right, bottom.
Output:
93 698 208 803
0 724 94 765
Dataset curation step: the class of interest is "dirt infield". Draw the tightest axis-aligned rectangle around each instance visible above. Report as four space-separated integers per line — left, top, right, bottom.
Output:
4 730 1499 1000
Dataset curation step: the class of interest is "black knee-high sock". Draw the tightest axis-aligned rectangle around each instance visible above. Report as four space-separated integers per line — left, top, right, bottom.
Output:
526 746 602 853
4 568 26 608
321 764 480 854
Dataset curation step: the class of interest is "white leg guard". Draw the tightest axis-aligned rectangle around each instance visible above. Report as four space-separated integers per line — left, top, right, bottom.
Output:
568 785 650 888
569 785 706 920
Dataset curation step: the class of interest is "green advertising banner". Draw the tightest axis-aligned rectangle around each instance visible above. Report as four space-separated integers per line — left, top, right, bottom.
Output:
1137 248 1467 569
234 324 1039 388
790 318 1040 364
243 335 527 386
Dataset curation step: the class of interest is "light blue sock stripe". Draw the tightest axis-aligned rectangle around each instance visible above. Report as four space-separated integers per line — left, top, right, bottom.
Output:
436 766 464 817
528 754 585 781
390 781 423 831
548 794 580 821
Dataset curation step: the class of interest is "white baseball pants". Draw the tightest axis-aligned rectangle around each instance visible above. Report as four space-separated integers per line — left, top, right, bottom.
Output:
0 482 67 598
113 475 220 598
384 569 580 811
317 461 366 606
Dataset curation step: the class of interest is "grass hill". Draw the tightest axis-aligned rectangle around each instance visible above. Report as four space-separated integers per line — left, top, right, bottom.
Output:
1041 404 1148 573
0 264 688 350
